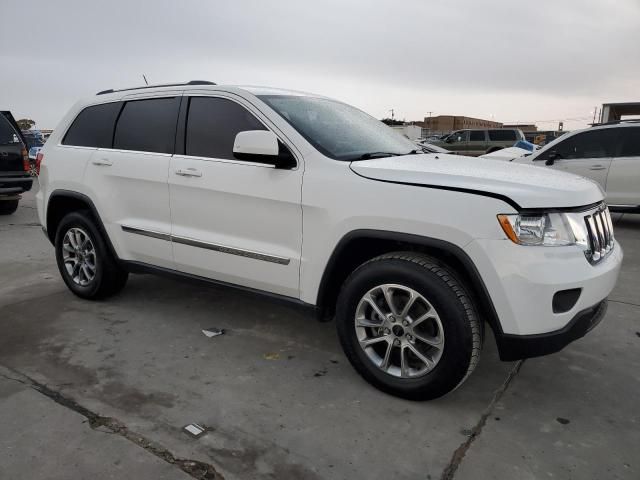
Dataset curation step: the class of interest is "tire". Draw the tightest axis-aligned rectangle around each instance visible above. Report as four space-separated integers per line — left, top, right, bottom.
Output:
0 199 19 215
55 211 128 299
336 252 482 400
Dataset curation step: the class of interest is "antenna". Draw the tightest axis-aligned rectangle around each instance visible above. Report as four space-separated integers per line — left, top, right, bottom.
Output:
142 74 149 86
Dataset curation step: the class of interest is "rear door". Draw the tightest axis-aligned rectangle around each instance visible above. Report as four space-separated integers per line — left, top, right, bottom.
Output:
533 129 616 189
82 96 179 268
605 126 640 207
467 130 487 156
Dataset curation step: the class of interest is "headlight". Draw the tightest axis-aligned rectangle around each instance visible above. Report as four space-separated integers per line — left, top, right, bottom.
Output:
497 213 577 246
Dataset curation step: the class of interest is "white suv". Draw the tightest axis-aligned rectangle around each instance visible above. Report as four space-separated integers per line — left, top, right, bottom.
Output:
36 81 622 399
512 121 640 212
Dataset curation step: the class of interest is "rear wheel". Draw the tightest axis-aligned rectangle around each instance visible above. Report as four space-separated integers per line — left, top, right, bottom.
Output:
336 252 482 400
55 211 128 299
0 199 19 215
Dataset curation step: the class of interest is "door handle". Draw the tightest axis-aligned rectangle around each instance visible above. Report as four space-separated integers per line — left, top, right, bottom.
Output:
589 165 606 171
92 158 113 166
175 168 202 177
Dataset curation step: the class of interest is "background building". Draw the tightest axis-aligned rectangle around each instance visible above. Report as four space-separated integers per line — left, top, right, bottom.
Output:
423 115 502 134
600 102 640 123
502 123 538 132
390 124 422 141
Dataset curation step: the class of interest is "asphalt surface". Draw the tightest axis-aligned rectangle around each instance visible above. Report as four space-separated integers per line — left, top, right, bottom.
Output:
0 187 638 480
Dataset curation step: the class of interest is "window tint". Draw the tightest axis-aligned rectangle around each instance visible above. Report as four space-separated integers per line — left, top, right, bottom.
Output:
62 102 122 148
0 116 20 145
539 129 617 160
113 98 179 154
618 127 640 157
186 97 266 160
488 130 517 141
469 130 485 141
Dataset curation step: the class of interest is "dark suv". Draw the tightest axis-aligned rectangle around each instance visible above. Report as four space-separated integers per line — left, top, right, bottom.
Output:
0 111 33 215
433 128 525 156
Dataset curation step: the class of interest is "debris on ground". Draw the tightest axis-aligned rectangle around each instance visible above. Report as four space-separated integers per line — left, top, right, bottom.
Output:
263 352 280 360
202 327 225 338
183 423 208 438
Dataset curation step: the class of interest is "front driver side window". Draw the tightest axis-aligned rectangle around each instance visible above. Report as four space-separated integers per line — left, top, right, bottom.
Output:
538 129 617 161
186 96 267 161
449 131 468 143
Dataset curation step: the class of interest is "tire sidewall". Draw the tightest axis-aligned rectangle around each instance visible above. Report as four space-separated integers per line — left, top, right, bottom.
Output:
336 258 476 399
55 212 106 299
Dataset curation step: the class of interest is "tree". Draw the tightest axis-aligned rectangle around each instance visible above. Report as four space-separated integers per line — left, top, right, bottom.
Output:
17 119 36 130
380 117 404 126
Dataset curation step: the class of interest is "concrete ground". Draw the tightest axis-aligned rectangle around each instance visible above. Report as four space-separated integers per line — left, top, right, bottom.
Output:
0 188 638 480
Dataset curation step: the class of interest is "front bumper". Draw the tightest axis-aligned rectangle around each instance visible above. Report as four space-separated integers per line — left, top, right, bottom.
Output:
464 237 622 359
495 300 607 361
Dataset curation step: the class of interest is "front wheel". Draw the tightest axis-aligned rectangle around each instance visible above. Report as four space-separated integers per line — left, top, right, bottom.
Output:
336 252 482 400
55 211 128 299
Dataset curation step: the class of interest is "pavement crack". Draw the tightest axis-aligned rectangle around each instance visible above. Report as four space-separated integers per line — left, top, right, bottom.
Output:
439 360 524 480
608 299 640 308
0 366 224 480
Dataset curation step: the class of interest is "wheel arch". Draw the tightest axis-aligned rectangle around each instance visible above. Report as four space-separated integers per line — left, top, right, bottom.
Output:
316 230 503 335
46 190 120 262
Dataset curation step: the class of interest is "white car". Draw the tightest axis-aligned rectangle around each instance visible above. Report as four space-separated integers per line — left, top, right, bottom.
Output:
512 122 640 212
36 81 622 399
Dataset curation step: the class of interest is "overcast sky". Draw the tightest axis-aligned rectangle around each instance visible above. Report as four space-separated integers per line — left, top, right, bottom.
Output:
2 0 639 130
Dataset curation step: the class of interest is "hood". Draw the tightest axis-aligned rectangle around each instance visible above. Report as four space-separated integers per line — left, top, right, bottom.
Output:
350 153 604 210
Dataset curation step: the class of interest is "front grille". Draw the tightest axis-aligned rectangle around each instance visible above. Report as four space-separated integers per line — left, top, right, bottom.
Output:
584 206 614 264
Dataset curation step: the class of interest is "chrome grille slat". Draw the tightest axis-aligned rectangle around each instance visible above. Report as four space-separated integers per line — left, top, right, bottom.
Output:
583 204 614 264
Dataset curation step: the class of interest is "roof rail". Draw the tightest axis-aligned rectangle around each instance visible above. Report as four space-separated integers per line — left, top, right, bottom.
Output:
96 80 216 95
591 119 640 127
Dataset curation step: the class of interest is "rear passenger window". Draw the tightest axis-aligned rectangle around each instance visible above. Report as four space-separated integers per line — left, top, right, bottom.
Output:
113 97 180 154
62 102 122 148
469 131 485 141
185 97 266 160
618 128 640 157
488 130 517 141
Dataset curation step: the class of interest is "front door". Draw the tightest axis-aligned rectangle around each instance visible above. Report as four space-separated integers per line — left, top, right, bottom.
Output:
445 130 469 154
169 95 303 298
533 128 617 190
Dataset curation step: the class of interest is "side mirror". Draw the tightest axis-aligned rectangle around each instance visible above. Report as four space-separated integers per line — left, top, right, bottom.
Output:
545 151 559 165
445 137 453 144
233 130 296 169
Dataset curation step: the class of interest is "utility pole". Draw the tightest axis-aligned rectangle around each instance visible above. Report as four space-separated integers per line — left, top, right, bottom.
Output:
389 109 395 121
592 106 597 125
426 111 433 135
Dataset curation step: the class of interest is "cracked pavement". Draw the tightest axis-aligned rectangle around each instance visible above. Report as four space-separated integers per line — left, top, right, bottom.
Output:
1 188 638 479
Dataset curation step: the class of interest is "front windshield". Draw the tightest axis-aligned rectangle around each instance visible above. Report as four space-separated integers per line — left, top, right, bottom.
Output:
259 95 418 161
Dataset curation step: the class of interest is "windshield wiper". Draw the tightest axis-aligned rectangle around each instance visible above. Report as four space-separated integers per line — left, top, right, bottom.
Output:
354 152 401 160
352 149 422 161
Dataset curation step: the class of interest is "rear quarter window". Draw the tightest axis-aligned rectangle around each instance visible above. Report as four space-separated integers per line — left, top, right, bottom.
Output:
488 130 517 141
62 102 122 148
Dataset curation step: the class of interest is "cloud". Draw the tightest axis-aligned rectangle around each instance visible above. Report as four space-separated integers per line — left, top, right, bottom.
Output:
1 0 638 129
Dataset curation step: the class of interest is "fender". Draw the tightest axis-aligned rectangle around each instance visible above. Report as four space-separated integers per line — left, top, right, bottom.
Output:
46 189 121 264
316 229 504 335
